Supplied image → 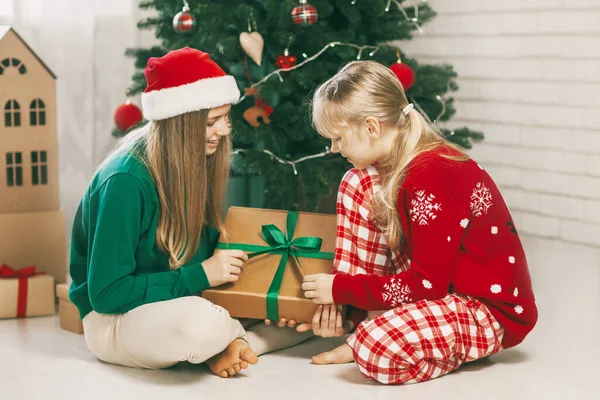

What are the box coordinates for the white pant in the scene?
[82,296,313,369]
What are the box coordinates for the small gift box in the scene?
[0,264,55,319]
[202,207,336,322]
[56,283,84,334]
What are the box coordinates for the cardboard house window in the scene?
[0,57,27,75]
[5,152,23,187]
[4,100,21,127]
[31,151,48,185]
[30,99,46,126]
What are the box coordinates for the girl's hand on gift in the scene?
[203,250,248,287]
[302,273,335,304]
[296,304,350,337]
[264,318,297,328]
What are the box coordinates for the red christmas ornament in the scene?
[276,48,297,69]
[389,62,415,91]
[173,4,196,34]
[291,0,318,26]
[114,100,143,132]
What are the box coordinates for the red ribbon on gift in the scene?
[0,264,40,318]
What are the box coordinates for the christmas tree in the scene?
[116,0,483,212]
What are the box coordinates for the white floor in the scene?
[1,236,599,400]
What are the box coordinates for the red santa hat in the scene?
[141,47,240,121]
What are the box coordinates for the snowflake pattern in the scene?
[410,190,442,226]
[513,287,519,297]
[460,218,470,228]
[422,279,433,289]
[490,284,502,294]
[382,277,412,307]
[470,182,493,217]
[514,305,524,314]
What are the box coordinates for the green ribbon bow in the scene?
[216,211,334,321]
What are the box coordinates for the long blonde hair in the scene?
[312,60,467,250]
[99,110,230,268]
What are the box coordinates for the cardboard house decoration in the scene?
[0,26,67,284]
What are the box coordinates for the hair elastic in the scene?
[402,103,414,115]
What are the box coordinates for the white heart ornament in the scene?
[239,32,264,66]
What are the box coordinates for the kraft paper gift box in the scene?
[0,264,55,319]
[56,283,84,334]
[202,207,336,323]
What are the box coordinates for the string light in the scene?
[235,95,451,173]
[353,0,425,33]
[409,96,446,137]
[235,40,452,164]
[434,81,454,123]
[237,41,379,102]
[434,95,446,123]
[387,0,424,33]
[234,41,377,168]
[232,148,332,175]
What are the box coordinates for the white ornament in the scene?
[460,218,469,228]
[490,284,502,294]
[447,236,451,242]
[422,279,433,289]
[514,305,523,314]
[382,277,412,307]
[513,287,519,297]
[509,256,515,264]
[491,226,498,234]
[240,31,264,66]
[470,182,493,217]
[410,190,442,226]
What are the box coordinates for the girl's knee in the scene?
[350,332,398,384]
[350,322,384,374]
[351,320,429,385]
[175,298,237,345]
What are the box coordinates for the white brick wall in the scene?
[400,0,600,247]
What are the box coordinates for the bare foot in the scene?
[311,343,354,365]
[206,339,258,378]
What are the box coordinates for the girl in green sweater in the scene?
[68,47,311,377]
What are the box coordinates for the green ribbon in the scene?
[216,211,334,321]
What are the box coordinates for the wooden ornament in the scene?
[243,87,272,128]
[239,32,264,66]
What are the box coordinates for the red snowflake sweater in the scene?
[332,146,538,349]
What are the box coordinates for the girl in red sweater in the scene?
[298,61,537,384]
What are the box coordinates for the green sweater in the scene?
[68,148,218,319]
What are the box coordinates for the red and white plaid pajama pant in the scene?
[335,167,505,385]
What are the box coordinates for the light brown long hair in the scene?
[99,110,230,268]
[312,60,467,250]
